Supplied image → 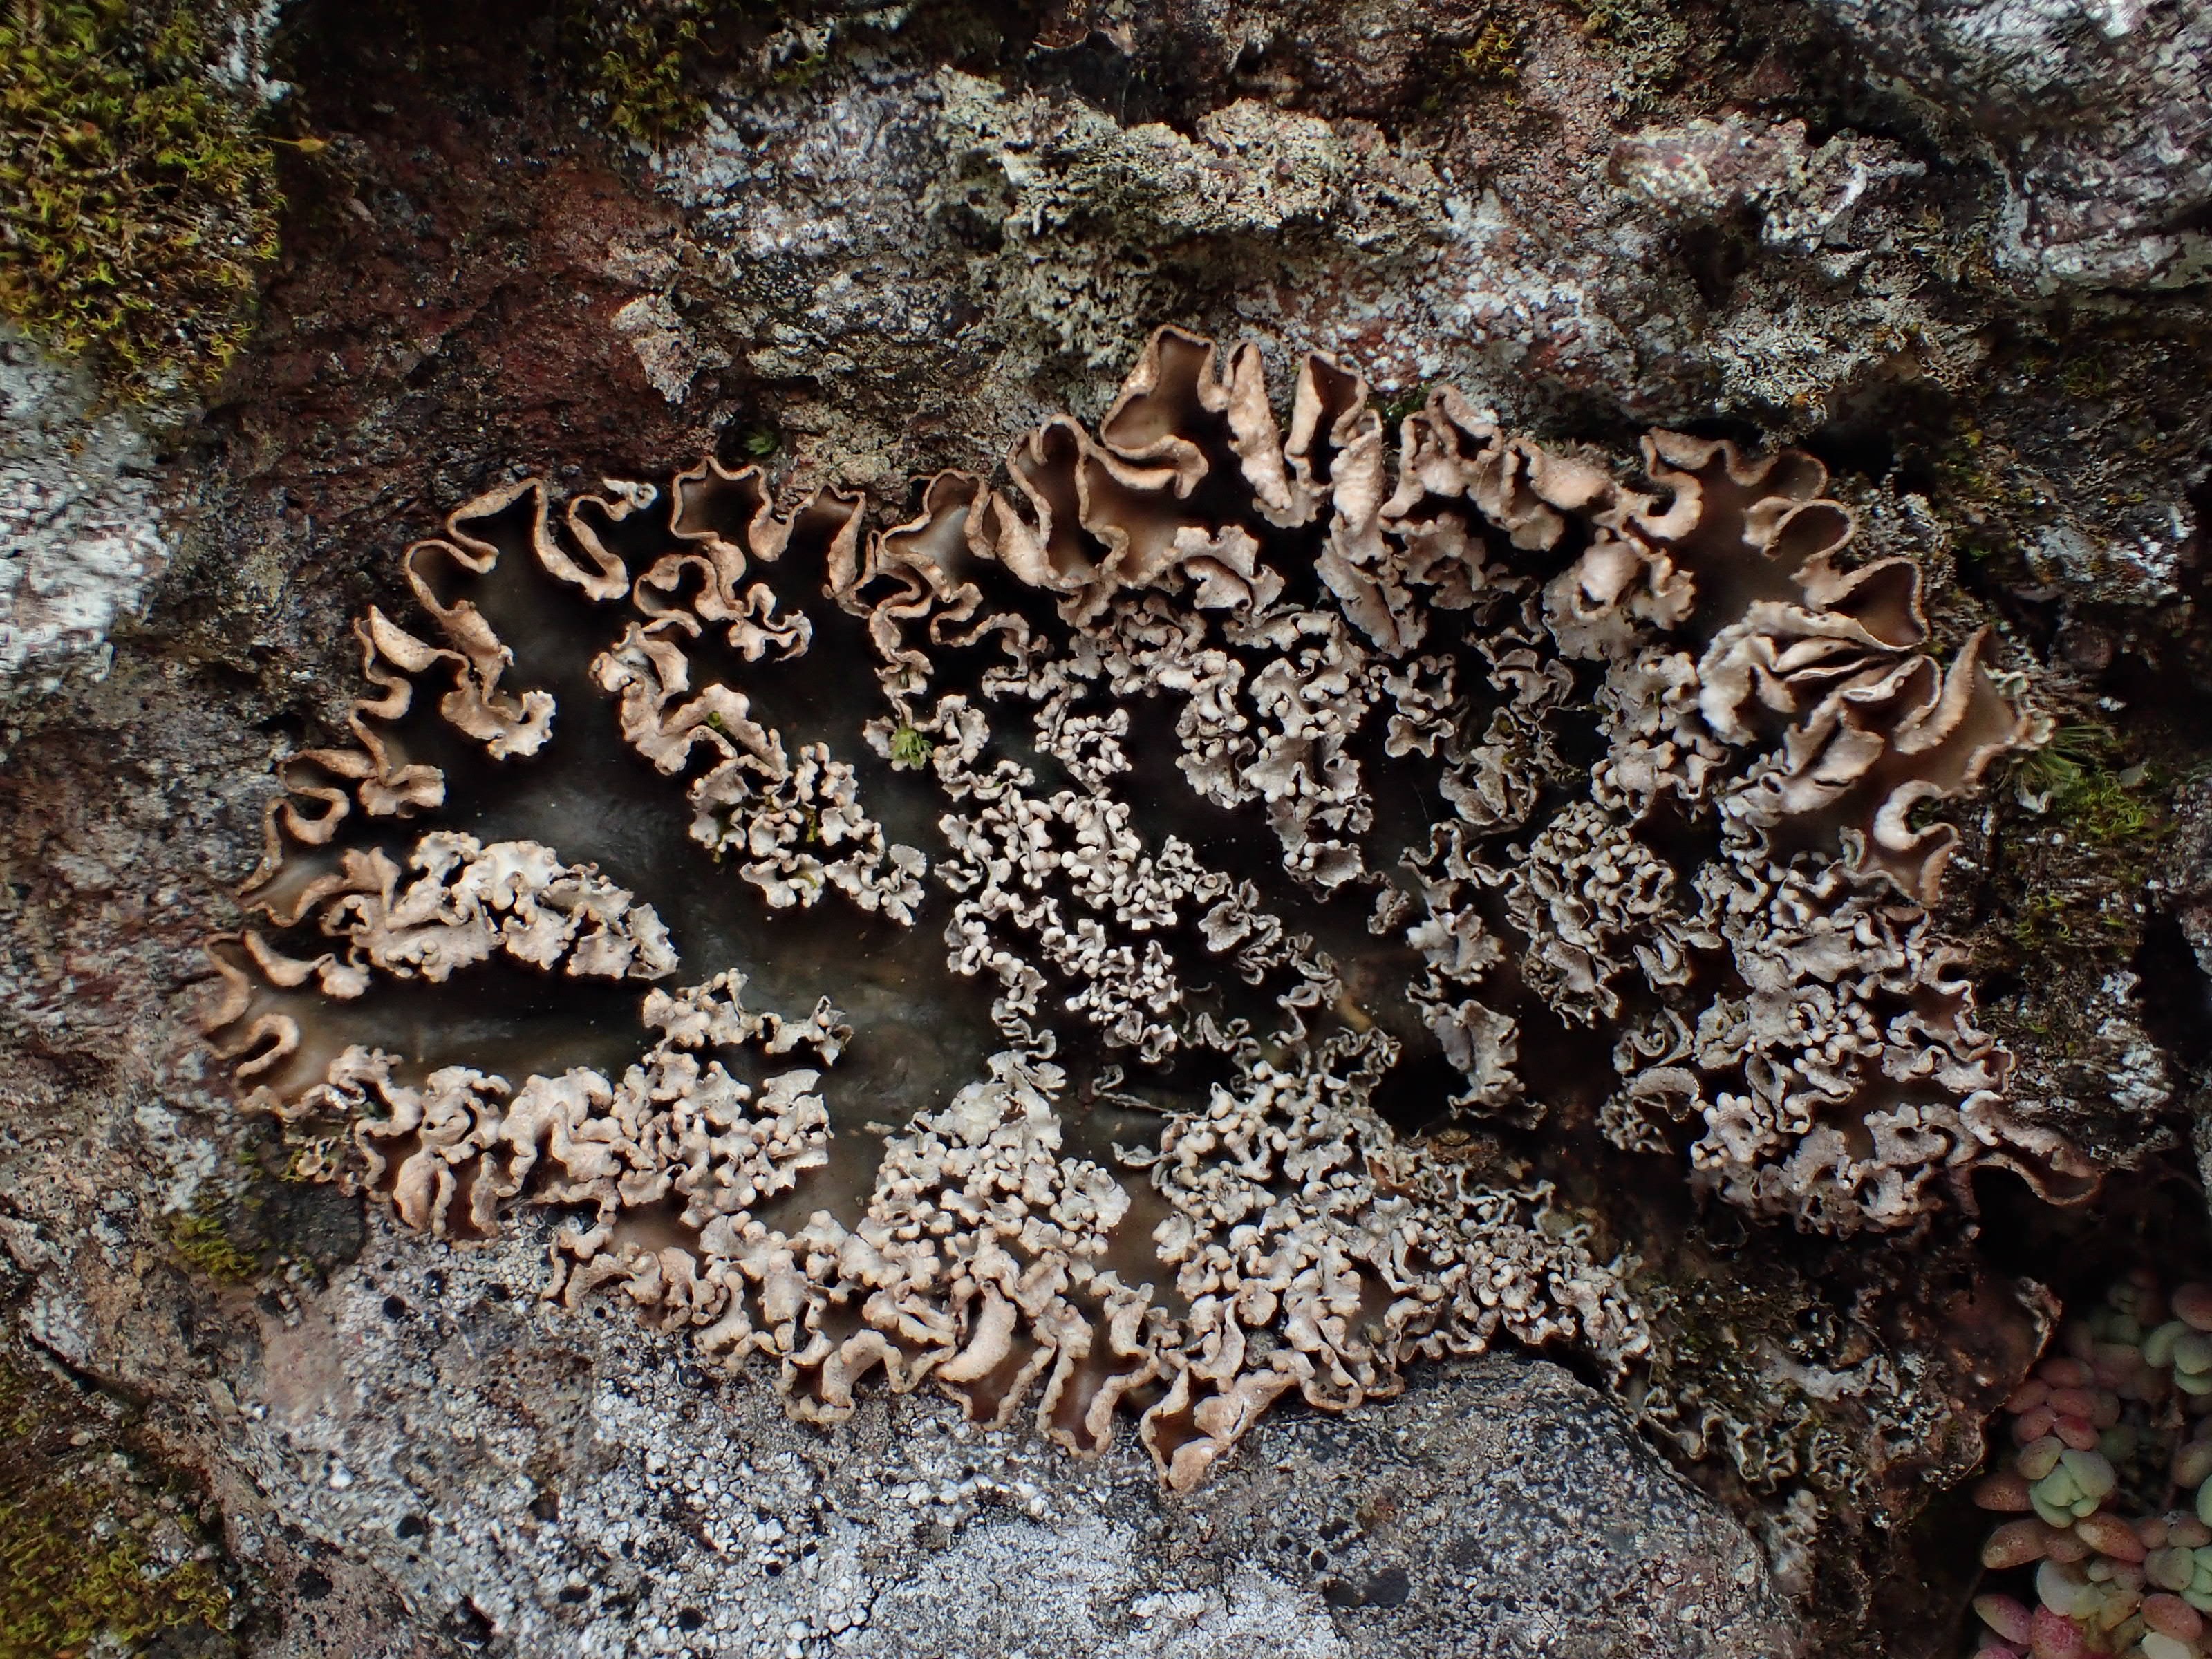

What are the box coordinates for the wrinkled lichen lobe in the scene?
[207,328,2078,1486]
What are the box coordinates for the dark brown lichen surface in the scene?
[204,330,2082,1486]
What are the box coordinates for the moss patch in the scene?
[0,1356,237,1658]
[561,0,833,146]
[167,1188,261,1283]
[2010,724,2167,851]
[171,1129,366,1286]
[1369,383,1433,429]
[1455,19,1524,83]
[1969,718,2180,1100]
[1994,723,2174,959]
[0,0,285,398]
[563,0,714,145]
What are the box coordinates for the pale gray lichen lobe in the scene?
[205,330,2088,1486]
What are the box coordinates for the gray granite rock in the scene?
[198,1214,1793,1659]
[1808,0,2212,289]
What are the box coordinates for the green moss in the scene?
[2009,724,2168,850]
[1416,16,1522,115]
[888,723,932,768]
[1369,384,1432,429]
[2054,765,2163,848]
[1979,722,2173,979]
[0,0,284,399]
[565,0,711,145]
[768,40,830,90]
[2009,889,2074,952]
[2059,355,2118,399]
[1456,19,1523,82]
[0,1360,236,1658]
[167,1188,259,1282]
[563,0,827,145]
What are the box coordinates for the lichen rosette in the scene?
[205,328,2085,1485]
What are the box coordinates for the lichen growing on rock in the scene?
[205,328,2076,1485]
[0,328,171,691]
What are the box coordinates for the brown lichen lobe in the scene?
[206,328,2084,1487]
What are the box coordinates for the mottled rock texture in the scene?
[0,329,169,693]
[198,1213,1794,1658]
[1808,0,2212,290]
[1,0,2209,1654]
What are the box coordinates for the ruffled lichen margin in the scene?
[204,328,2091,1488]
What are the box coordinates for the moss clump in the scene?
[1456,19,1523,82]
[888,723,932,768]
[0,1360,236,1658]
[562,1,830,146]
[767,39,828,90]
[1983,723,2173,974]
[564,0,711,145]
[0,0,284,398]
[1416,16,1522,116]
[2010,724,2168,850]
[1369,383,1433,429]
[2009,888,2076,952]
[2050,762,2164,849]
[167,1188,260,1282]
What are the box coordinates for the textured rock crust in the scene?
[209,1213,1798,1658]
[1808,0,2212,290]
[0,329,169,694]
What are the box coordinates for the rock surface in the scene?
[1808,0,2212,290]
[205,1215,1794,1659]
[0,330,170,695]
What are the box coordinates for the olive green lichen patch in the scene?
[1989,724,2175,962]
[0,1356,238,1659]
[0,0,284,399]
[1573,0,1694,107]
[169,1133,366,1287]
[1960,711,2180,1176]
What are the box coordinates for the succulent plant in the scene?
[1970,1277,2212,1659]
